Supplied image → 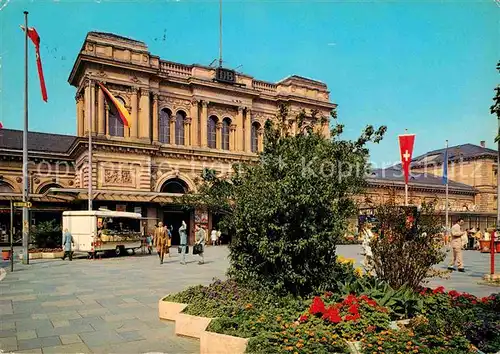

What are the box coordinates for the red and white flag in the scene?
[20,26,48,102]
[0,121,3,129]
[398,134,416,184]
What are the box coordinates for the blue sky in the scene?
[0,0,498,166]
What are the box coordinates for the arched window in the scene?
[39,183,62,194]
[0,182,14,193]
[222,118,231,150]
[208,116,217,148]
[160,178,188,194]
[175,111,185,145]
[251,122,260,153]
[108,97,126,137]
[159,108,171,144]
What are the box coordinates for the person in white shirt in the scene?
[211,229,217,246]
[448,218,466,272]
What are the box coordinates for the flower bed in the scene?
[163,279,500,353]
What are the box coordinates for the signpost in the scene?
[14,201,32,208]
[10,201,14,272]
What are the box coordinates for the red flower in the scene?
[343,294,358,306]
[366,325,376,333]
[348,304,359,315]
[471,300,477,305]
[309,296,326,315]
[433,286,445,294]
[360,294,369,301]
[322,306,342,323]
[345,313,361,321]
[366,299,377,307]
[448,290,460,298]
[299,314,309,323]
[481,297,490,304]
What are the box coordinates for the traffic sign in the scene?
[13,202,32,208]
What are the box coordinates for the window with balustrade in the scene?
[208,116,217,148]
[251,122,260,153]
[175,111,186,145]
[159,108,171,144]
[108,97,125,137]
[222,118,231,150]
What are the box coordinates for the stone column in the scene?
[216,122,222,150]
[258,127,264,152]
[139,89,150,140]
[244,109,251,152]
[152,93,159,142]
[170,116,176,144]
[236,107,244,151]
[97,86,105,136]
[291,119,297,136]
[230,124,237,151]
[84,82,91,135]
[76,95,84,137]
[184,117,191,146]
[131,88,139,139]
[90,82,96,135]
[190,100,199,147]
[200,101,208,147]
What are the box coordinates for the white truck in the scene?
[62,210,143,257]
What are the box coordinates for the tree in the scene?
[369,200,446,291]
[181,105,386,296]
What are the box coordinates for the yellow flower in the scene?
[296,343,304,348]
[245,303,253,310]
[354,267,363,277]
[276,315,282,322]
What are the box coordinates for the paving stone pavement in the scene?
[1,245,499,353]
[0,246,230,354]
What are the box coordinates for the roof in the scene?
[0,129,76,154]
[87,31,147,48]
[367,167,476,193]
[412,143,497,167]
[62,210,142,218]
[278,75,327,88]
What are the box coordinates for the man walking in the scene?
[195,225,206,265]
[179,221,188,265]
[62,228,74,261]
[448,218,466,272]
[154,222,168,264]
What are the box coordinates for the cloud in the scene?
[327,43,336,46]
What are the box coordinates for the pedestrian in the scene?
[211,229,217,246]
[62,228,74,261]
[154,222,168,264]
[179,221,188,265]
[195,225,205,265]
[448,218,466,272]
[216,229,222,245]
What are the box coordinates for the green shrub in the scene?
[30,220,61,248]
[369,201,446,291]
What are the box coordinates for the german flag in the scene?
[97,82,130,127]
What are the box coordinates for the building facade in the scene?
[0,32,497,245]
[0,31,335,245]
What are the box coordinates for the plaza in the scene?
[0,245,498,353]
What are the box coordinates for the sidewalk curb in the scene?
[0,267,6,282]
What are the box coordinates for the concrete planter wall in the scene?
[175,313,212,338]
[158,298,187,321]
[18,252,42,260]
[200,331,249,354]
[42,251,64,259]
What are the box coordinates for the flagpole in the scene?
[88,77,93,211]
[404,128,408,206]
[445,140,449,232]
[22,11,29,265]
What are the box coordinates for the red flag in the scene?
[398,134,416,184]
[21,26,48,102]
[0,121,3,129]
